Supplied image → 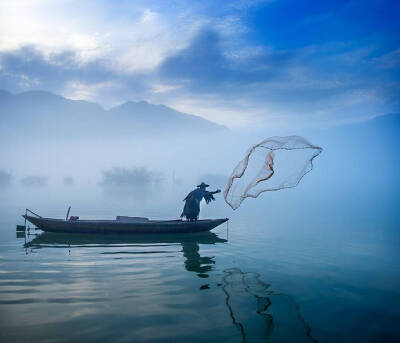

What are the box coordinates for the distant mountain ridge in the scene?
[0,89,226,136]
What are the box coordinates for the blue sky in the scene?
[0,0,398,129]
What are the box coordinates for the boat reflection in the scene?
[24,231,227,278]
[25,231,227,246]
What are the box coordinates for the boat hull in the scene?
[23,215,228,234]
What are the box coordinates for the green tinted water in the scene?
[0,213,399,342]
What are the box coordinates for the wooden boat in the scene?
[23,214,228,234]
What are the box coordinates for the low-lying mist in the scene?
[0,91,399,233]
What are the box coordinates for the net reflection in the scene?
[222,268,318,343]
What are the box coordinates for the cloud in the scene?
[158,29,295,91]
[63,80,121,102]
[21,175,48,187]
[0,46,150,106]
[0,1,200,72]
[0,1,109,63]
[0,46,112,89]
[156,28,399,128]
[151,83,182,94]
[373,48,400,70]
[228,0,273,10]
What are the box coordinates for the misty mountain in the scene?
[0,90,225,137]
[109,101,224,131]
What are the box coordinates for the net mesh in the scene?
[224,136,322,210]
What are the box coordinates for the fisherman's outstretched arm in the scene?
[208,189,221,195]
[203,189,221,204]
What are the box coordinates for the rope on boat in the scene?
[26,208,42,218]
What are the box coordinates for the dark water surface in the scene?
[0,212,399,343]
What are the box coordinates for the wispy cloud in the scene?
[63,80,121,102]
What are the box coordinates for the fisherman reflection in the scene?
[181,241,215,278]
[180,232,226,278]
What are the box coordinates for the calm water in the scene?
[0,210,399,343]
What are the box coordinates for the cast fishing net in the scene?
[224,136,322,210]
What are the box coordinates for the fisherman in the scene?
[181,182,221,221]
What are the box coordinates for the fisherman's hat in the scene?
[197,182,210,188]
